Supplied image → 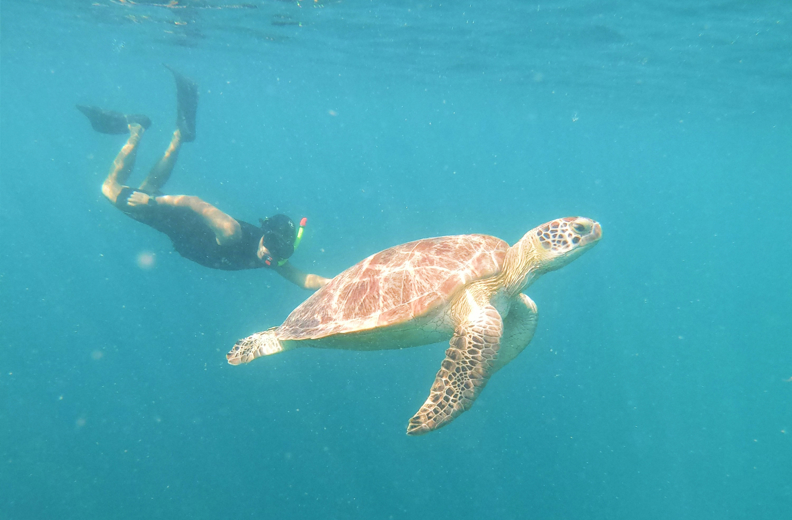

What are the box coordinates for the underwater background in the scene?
[1,0,791,518]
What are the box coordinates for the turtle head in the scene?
[531,217,602,272]
[503,217,602,294]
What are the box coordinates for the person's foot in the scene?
[128,122,145,138]
[164,64,198,142]
[77,105,151,134]
[126,113,152,129]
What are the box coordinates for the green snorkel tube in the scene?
[277,217,306,266]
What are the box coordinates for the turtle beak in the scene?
[577,220,602,249]
[592,221,602,240]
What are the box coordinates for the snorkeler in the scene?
[77,65,329,290]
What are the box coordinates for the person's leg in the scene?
[138,129,183,193]
[138,66,198,193]
[101,124,145,204]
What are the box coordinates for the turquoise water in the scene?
[1,0,791,518]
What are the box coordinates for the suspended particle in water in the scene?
[136,251,156,269]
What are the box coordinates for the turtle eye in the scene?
[572,222,588,234]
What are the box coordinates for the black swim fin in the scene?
[76,105,152,134]
[164,64,198,142]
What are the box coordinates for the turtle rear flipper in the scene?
[407,304,503,435]
[227,328,286,365]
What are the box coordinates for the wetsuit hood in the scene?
[259,214,296,261]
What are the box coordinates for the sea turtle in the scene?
[228,216,602,435]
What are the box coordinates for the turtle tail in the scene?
[227,328,285,365]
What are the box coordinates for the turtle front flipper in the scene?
[227,328,287,365]
[407,304,503,436]
[492,294,539,372]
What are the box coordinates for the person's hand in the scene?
[127,191,154,207]
[307,274,331,290]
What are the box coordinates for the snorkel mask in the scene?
[258,215,306,267]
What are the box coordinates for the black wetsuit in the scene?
[116,187,264,271]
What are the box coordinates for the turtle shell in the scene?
[277,234,508,340]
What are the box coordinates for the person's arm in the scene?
[275,262,331,290]
[128,192,241,245]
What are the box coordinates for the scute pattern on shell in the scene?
[277,235,509,340]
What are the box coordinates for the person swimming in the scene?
[78,65,329,290]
